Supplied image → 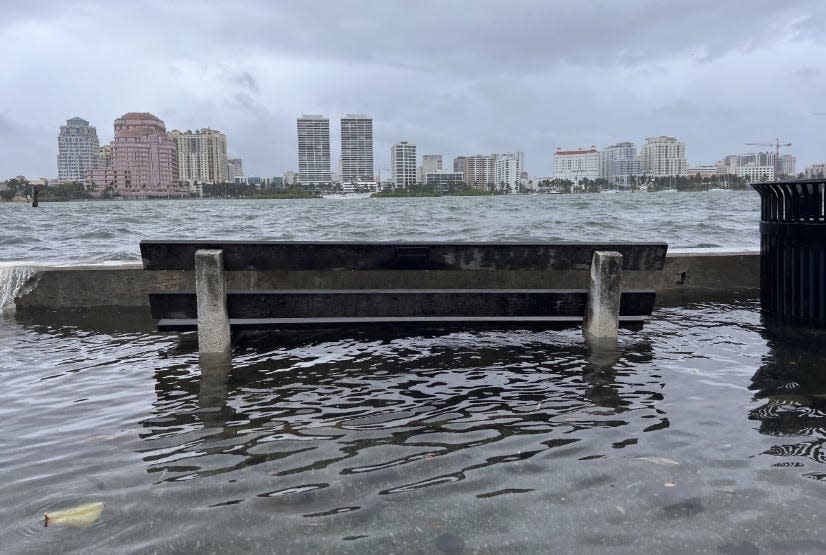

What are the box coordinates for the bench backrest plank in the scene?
[141,241,668,272]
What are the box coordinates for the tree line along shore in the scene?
[0,173,774,202]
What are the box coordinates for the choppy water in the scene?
[3,192,825,553]
[0,191,760,265]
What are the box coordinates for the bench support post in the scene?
[583,251,622,342]
[195,249,231,355]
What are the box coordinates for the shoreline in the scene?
[0,186,756,204]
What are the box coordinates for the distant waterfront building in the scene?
[422,154,443,175]
[419,155,443,186]
[685,164,720,177]
[453,156,467,174]
[169,128,228,184]
[283,171,298,186]
[735,152,774,169]
[494,152,525,191]
[639,136,687,177]
[463,155,496,189]
[297,115,331,184]
[721,151,795,178]
[391,141,417,188]
[554,147,599,184]
[247,176,270,187]
[340,114,373,183]
[98,144,112,169]
[424,170,464,189]
[735,163,774,182]
[57,117,100,182]
[599,142,640,187]
[88,112,184,198]
[686,165,720,178]
[227,158,243,182]
[778,154,796,176]
[804,163,826,178]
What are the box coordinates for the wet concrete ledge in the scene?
[7,250,759,329]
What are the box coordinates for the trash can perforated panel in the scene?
[753,180,826,327]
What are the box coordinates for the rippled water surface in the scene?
[2,301,826,553]
[0,191,759,264]
[2,192,825,553]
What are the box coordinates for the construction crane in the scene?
[744,138,792,159]
[744,138,792,176]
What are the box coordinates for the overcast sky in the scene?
[2,0,825,179]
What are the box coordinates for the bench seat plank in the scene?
[149,289,656,320]
[157,315,648,332]
[141,241,668,272]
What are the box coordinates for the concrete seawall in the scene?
[3,250,760,329]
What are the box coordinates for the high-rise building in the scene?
[720,151,795,178]
[227,158,243,182]
[297,115,331,184]
[340,114,373,183]
[88,112,184,198]
[419,155,442,186]
[422,154,442,175]
[454,156,467,174]
[553,147,599,184]
[494,152,525,191]
[639,136,687,177]
[464,155,496,189]
[391,141,416,187]
[169,128,228,184]
[98,144,112,169]
[779,154,797,176]
[600,142,640,187]
[57,117,100,182]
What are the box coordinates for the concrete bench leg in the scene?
[195,249,231,355]
[583,251,623,342]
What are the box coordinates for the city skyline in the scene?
[37,111,815,184]
[46,111,809,188]
[2,1,826,179]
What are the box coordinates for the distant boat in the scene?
[708,188,726,192]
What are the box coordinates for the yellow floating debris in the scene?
[44,502,104,527]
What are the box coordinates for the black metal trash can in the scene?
[753,180,826,327]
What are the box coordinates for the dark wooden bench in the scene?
[140,241,668,353]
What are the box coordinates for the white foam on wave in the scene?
[0,262,42,312]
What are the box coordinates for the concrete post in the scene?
[195,249,231,354]
[583,251,623,342]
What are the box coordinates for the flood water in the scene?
[1,192,825,553]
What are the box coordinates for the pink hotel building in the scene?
[88,113,187,198]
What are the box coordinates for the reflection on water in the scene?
[142,332,659,491]
[750,329,826,479]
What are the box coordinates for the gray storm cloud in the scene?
[1,0,825,178]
